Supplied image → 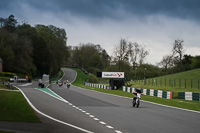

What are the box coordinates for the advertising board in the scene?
[102,72,124,78]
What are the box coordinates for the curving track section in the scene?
[2,68,200,133]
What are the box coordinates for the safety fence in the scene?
[85,82,112,90]
[85,82,173,99]
[178,92,200,101]
[122,86,173,99]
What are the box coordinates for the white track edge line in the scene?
[14,85,94,133]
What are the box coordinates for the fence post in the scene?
[185,79,186,88]
[174,79,176,87]
[191,79,192,89]
[156,79,157,86]
[161,79,162,86]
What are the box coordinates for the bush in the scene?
[0,77,10,81]
[88,74,99,83]
[0,72,16,77]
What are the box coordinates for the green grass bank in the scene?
[130,68,200,93]
[0,86,40,122]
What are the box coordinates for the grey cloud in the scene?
[24,0,200,21]
[1,0,200,22]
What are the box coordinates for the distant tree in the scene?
[158,54,174,70]
[138,45,149,65]
[114,38,129,62]
[113,38,129,71]
[182,54,193,70]
[100,49,110,67]
[4,15,18,32]
[113,38,149,71]
[89,54,104,70]
[192,56,200,69]
[172,40,184,67]
[0,17,5,27]
[129,42,140,69]
[70,43,110,74]
[136,64,162,79]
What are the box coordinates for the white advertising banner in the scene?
[102,72,124,78]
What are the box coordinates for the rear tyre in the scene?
[136,98,140,108]
[132,98,136,107]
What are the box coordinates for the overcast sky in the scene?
[1,0,200,65]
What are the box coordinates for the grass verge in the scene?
[71,68,200,112]
[0,88,40,122]
[0,84,8,89]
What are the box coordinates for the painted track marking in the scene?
[15,86,94,133]
[37,86,123,133]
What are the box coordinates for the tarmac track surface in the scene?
[1,68,200,133]
[50,68,200,133]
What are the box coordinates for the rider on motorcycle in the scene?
[133,88,144,100]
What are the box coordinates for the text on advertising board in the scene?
[102,72,124,78]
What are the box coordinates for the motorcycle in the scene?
[58,81,63,87]
[132,92,143,108]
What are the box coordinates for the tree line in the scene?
[0,15,69,78]
[0,15,199,80]
[66,38,200,81]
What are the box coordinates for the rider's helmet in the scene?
[135,88,142,93]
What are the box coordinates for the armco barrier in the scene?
[178,92,200,101]
[122,86,173,99]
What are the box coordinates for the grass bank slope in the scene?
[130,68,200,93]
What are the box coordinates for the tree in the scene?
[89,54,103,70]
[4,15,18,32]
[69,43,110,74]
[138,45,149,65]
[113,38,129,71]
[182,54,193,71]
[192,56,200,69]
[35,24,68,75]
[0,36,14,72]
[158,54,174,70]
[172,40,184,67]
[129,42,140,69]
[114,38,129,62]
[100,49,111,68]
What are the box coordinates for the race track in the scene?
[6,68,200,133]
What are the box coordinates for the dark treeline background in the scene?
[0,15,68,78]
[0,15,200,80]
